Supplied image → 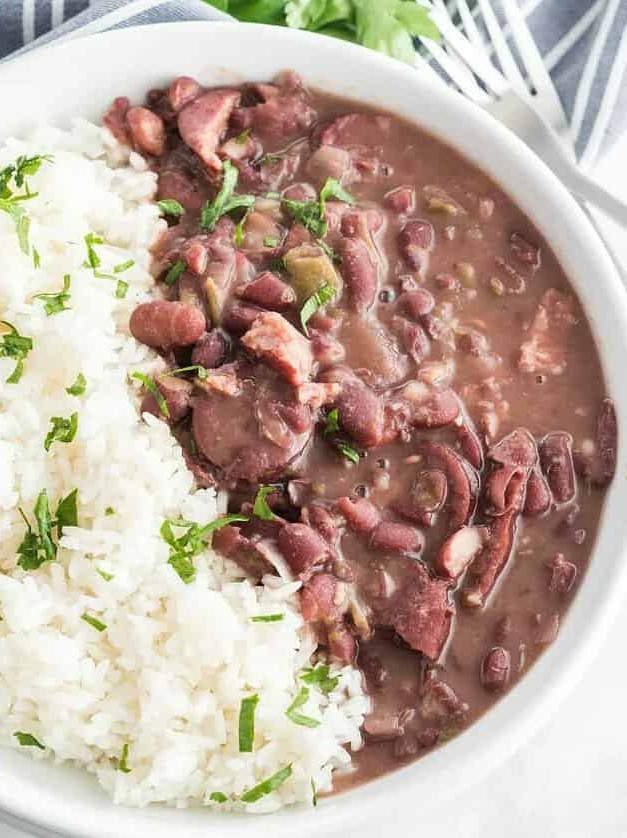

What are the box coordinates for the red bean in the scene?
[336,496,381,533]
[371,521,424,555]
[339,237,378,312]
[191,330,228,369]
[278,523,330,578]
[129,301,206,350]
[126,106,166,157]
[239,271,296,311]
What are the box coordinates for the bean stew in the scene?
[106,71,617,788]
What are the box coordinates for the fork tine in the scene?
[499,0,569,129]
[475,0,528,95]
[421,35,493,105]
[455,0,488,52]
[430,4,507,96]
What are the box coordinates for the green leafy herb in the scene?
[115,279,129,299]
[160,514,249,583]
[281,197,327,238]
[56,488,78,536]
[324,407,340,435]
[319,176,354,211]
[240,764,292,803]
[66,373,87,396]
[16,490,57,570]
[162,365,208,380]
[97,568,115,582]
[263,236,279,248]
[311,778,318,806]
[113,259,134,273]
[285,686,321,728]
[300,663,339,694]
[0,155,52,254]
[318,239,339,262]
[32,247,41,268]
[14,731,45,750]
[105,507,115,516]
[336,440,360,464]
[200,160,255,232]
[84,233,103,269]
[253,485,278,521]
[238,693,259,753]
[81,613,107,633]
[300,283,336,334]
[157,198,185,218]
[235,129,251,144]
[44,412,78,452]
[209,791,228,803]
[118,743,132,774]
[0,320,33,383]
[234,208,251,246]
[131,372,169,418]
[164,259,186,287]
[250,613,285,623]
[33,273,71,316]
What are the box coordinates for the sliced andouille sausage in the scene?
[241,311,314,386]
[178,89,241,174]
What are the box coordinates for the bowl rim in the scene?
[1,19,627,838]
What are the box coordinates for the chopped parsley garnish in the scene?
[33,273,71,316]
[319,177,354,212]
[16,488,79,571]
[209,791,228,803]
[32,247,41,269]
[200,160,255,232]
[281,196,327,238]
[324,407,340,435]
[250,613,285,623]
[0,154,52,254]
[336,441,360,464]
[235,129,251,144]
[157,199,185,218]
[44,412,78,451]
[66,373,87,396]
[318,239,340,262]
[81,613,107,633]
[84,233,103,269]
[56,488,78,536]
[162,365,208,380]
[238,693,259,753]
[285,686,320,728]
[97,569,114,582]
[240,764,292,803]
[115,279,129,299]
[118,743,132,774]
[300,664,339,694]
[113,259,134,273]
[300,283,336,335]
[104,507,115,517]
[14,732,45,750]
[163,259,186,287]
[160,514,249,584]
[263,236,279,248]
[0,320,33,383]
[311,778,318,807]
[253,485,278,521]
[131,372,169,418]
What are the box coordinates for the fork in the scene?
[421,0,627,239]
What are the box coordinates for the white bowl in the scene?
[1,21,626,838]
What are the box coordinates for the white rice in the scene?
[0,121,368,812]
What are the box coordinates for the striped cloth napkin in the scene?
[1,0,626,167]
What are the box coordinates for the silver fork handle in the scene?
[552,156,627,229]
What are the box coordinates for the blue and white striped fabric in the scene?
[1,0,626,166]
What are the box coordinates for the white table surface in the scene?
[5,139,627,838]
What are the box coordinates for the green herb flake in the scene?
[263,236,279,248]
[301,664,339,694]
[97,569,115,582]
[56,488,78,537]
[33,273,71,316]
[104,507,115,517]
[238,693,259,753]
[84,232,103,269]
[281,197,327,238]
[336,441,360,464]
[250,613,285,623]
[160,514,249,584]
[118,743,132,774]
[14,731,45,750]
[81,613,107,633]
[235,129,251,145]
[16,489,58,571]
[209,791,228,803]
[319,177,354,211]
[240,764,292,804]
[131,372,169,418]
[157,199,185,218]
[66,373,87,396]
[324,407,340,435]
[164,259,186,287]
[32,247,41,269]
[0,155,52,254]
[113,259,134,273]
[200,160,255,232]
[234,209,250,246]
[311,778,318,807]
[44,412,78,452]
[0,320,33,384]
[253,485,278,521]
[300,283,336,335]
[285,686,321,728]
[115,279,129,299]
[162,364,208,380]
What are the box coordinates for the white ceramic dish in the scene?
[1,21,626,838]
